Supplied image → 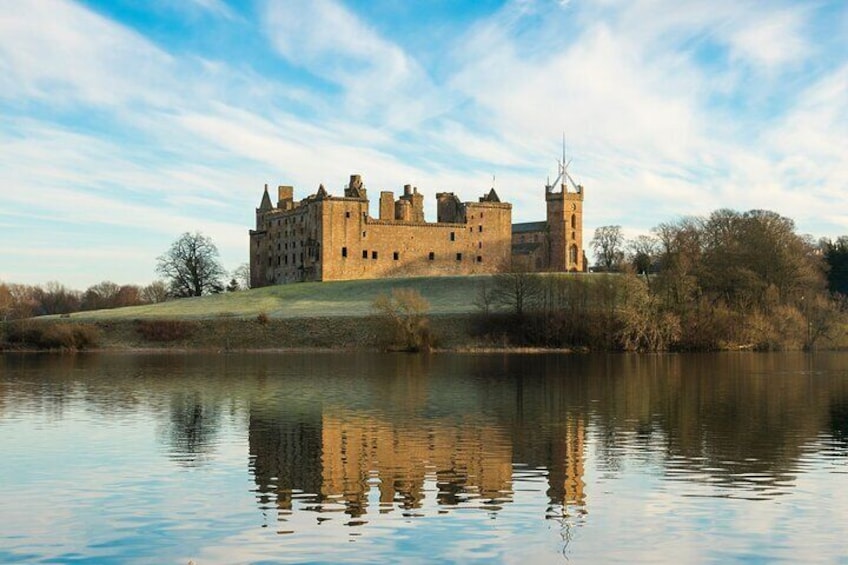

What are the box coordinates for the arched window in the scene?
[570,214,576,229]
[569,244,578,265]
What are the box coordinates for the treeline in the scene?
[476,209,848,351]
[0,280,171,320]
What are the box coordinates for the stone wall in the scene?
[250,172,586,285]
[251,177,513,285]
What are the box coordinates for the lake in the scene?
[1,352,847,564]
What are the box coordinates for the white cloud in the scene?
[725,8,811,70]
[443,0,844,241]
[0,0,175,108]
[262,0,447,127]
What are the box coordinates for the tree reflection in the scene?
[829,398,848,448]
[161,391,221,467]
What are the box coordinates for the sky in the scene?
[1,0,847,288]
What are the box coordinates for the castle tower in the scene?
[545,164,585,272]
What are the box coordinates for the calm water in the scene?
[1,352,847,564]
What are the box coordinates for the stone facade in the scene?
[512,180,586,273]
[250,172,585,287]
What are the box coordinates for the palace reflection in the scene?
[248,355,588,522]
[249,406,587,520]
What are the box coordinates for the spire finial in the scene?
[562,131,566,172]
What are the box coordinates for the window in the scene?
[345,211,351,218]
[450,232,455,241]
[478,242,482,249]
[478,225,483,232]
[476,256,482,263]
[393,252,399,260]
[277,257,280,266]
[569,244,578,265]
[342,247,348,258]
[428,252,435,260]
[285,255,288,265]
[372,251,378,259]
[571,214,576,229]
[362,250,368,259]
[363,231,367,238]
[456,253,462,261]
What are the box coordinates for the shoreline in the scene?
[3,313,841,354]
[0,344,582,355]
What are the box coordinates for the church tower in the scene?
[545,158,585,272]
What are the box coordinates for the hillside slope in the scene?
[68,275,493,320]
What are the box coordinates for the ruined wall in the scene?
[321,199,512,281]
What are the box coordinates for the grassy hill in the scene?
[68,275,493,321]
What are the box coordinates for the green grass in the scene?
[66,275,494,321]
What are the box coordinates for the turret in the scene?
[399,184,424,222]
[277,185,294,210]
[256,184,273,229]
[379,191,394,220]
[344,174,367,200]
[436,192,464,223]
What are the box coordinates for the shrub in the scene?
[372,288,432,352]
[256,312,270,325]
[135,319,195,342]
[2,321,99,350]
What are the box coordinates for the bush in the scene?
[135,319,195,342]
[2,321,99,350]
[372,288,433,352]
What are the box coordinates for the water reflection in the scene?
[2,351,848,561]
[246,355,588,526]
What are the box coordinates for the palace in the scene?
[249,169,585,287]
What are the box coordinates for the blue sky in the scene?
[1,0,847,288]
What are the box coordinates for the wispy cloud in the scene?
[0,0,845,287]
[262,0,447,127]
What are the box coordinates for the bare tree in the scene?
[491,270,543,316]
[232,263,251,291]
[156,232,226,298]
[82,281,121,311]
[0,283,14,322]
[37,281,81,315]
[591,225,625,272]
[627,235,659,279]
[141,280,169,304]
